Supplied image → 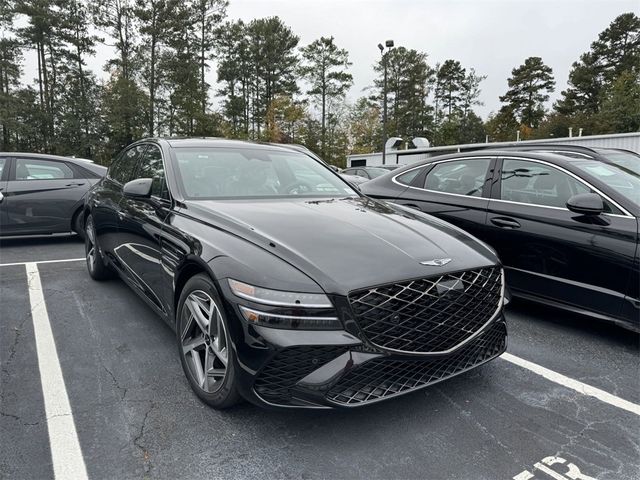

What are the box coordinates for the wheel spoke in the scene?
[207,367,226,380]
[182,334,205,354]
[211,318,228,366]
[188,350,206,387]
[185,295,209,334]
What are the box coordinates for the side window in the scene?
[395,167,424,186]
[423,159,491,197]
[0,158,6,178]
[109,145,145,185]
[15,158,74,180]
[500,159,590,208]
[137,145,169,200]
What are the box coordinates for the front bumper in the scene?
[231,310,507,409]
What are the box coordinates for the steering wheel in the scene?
[281,180,314,195]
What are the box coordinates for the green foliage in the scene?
[485,106,519,142]
[595,70,640,133]
[299,36,352,157]
[216,17,299,139]
[372,47,434,143]
[499,56,555,128]
[347,97,381,154]
[555,12,639,134]
[433,60,485,145]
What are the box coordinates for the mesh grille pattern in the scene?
[326,321,506,405]
[349,267,502,353]
[254,346,347,404]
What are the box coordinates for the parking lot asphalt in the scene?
[1,236,639,480]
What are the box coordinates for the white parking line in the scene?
[501,352,640,416]
[0,257,85,267]
[26,262,88,480]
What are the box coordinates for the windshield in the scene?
[366,167,390,178]
[593,149,640,176]
[573,160,640,206]
[172,147,356,199]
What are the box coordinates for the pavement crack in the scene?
[0,410,20,421]
[134,401,156,474]
[103,366,128,400]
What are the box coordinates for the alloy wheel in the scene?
[85,217,96,272]
[181,290,229,393]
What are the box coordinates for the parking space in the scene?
[1,238,639,479]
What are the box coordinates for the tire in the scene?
[85,214,114,281]
[176,273,241,409]
[72,209,85,240]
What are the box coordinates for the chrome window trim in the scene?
[497,156,633,217]
[391,156,495,199]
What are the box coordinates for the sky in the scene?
[18,0,640,119]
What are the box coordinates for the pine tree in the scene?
[372,47,434,143]
[500,56,555,128]
[299,36,353,157]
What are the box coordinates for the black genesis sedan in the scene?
[84,138,507,409]
[0,153,106,237]
[361,150,640,331]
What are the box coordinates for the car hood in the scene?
[185,196,498,295]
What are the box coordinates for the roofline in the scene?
[0,152,94,162]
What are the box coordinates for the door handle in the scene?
[490,217,521,229]
[65,182,85,187]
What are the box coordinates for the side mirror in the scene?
[123,178,153,198]
[566,193,604,215]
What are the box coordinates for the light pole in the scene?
[378,39,394,165]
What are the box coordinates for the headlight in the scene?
[228,279,332,307]
[228,279,341,330]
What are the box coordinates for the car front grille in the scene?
[254,346,348,404]
[348,266,502,353]
[326,320,506,406]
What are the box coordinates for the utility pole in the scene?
[378,40,394,165]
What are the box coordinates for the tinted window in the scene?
[395,168,424,186]
[500,159,590,208]
[365,167,390,179]
[137,145,169,200]
[173,147,355,199]
[572,160,640,207]
[424,159,491,197]
[109,145,145,184]
[15,158,74,180]
[593,149,640,176]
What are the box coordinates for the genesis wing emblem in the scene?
[420,258,452,267]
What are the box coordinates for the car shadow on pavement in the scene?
[506,298,639,349]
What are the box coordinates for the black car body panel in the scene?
[85,138,507,409]
[0,152,106,236]
[361,150,640,331]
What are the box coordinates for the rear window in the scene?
[394,168,424,186]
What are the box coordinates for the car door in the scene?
[0,156,9,231]
[394,156,496,243]
[485,156,635,320]
[3,156,87,235]
[93,145,145,257]
[115,143,173,316]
